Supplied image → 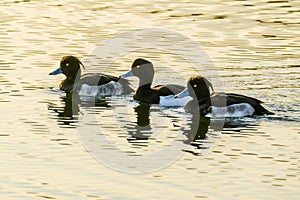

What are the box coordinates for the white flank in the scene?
[159,95,193,107]
[78,81,124,96]
[205,103,255,118]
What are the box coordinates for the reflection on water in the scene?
[125,102,214,154]
[184,115,210,142]
[43,92,300,196]
[46,92,223,163]
[48,94,79,126]
[45,92,300,173]
[1,0,300,199]
[53,95,215,155]
[48,94,112,127]
[127,103,152,141]
[181,115,210,156]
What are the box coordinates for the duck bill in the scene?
[119,70,133,79]
[49,67,63,75]
[174,87,189,98]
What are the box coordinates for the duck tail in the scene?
[263,109,275,115]
[254,104,274,115]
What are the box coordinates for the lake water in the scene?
[0,0,299,199]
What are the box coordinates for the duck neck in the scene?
[138,83,152,89]
[66,69,81,83]
[138,76,153,88]
[198,96,211,105]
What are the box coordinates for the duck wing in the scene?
[209,92,261,106]
[226,93,263,104]
[80,73,119,85]
[211,93,273,115]
[153,84,185,96]
[78,73,134,94]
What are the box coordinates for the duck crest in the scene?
[60,56,84,80]
[187,75,213,103]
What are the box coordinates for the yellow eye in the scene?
[66,63,69,67]
[136,65,140,69]
[193,84,197,88]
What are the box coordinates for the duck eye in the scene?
[136,65,140,69]
[193,84,197,88]
[65,63,69,67]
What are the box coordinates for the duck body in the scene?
[49,56,133,96]
[176,75,274,117]
[120,58,186,104]
[133,84,186,104]
[184,92,273,117]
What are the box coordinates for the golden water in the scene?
[0,0,299,199]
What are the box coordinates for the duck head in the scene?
[49,56,85,81]
[175,75,213,102]
[120,58,154,86]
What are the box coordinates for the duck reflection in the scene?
[48,93,110,126]
[126,102,212,152]
[47,93,79,126]
[183,114,210,147]
[177,114,214,156]
[127,103,152,141]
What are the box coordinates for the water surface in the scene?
[0,0,299,199]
